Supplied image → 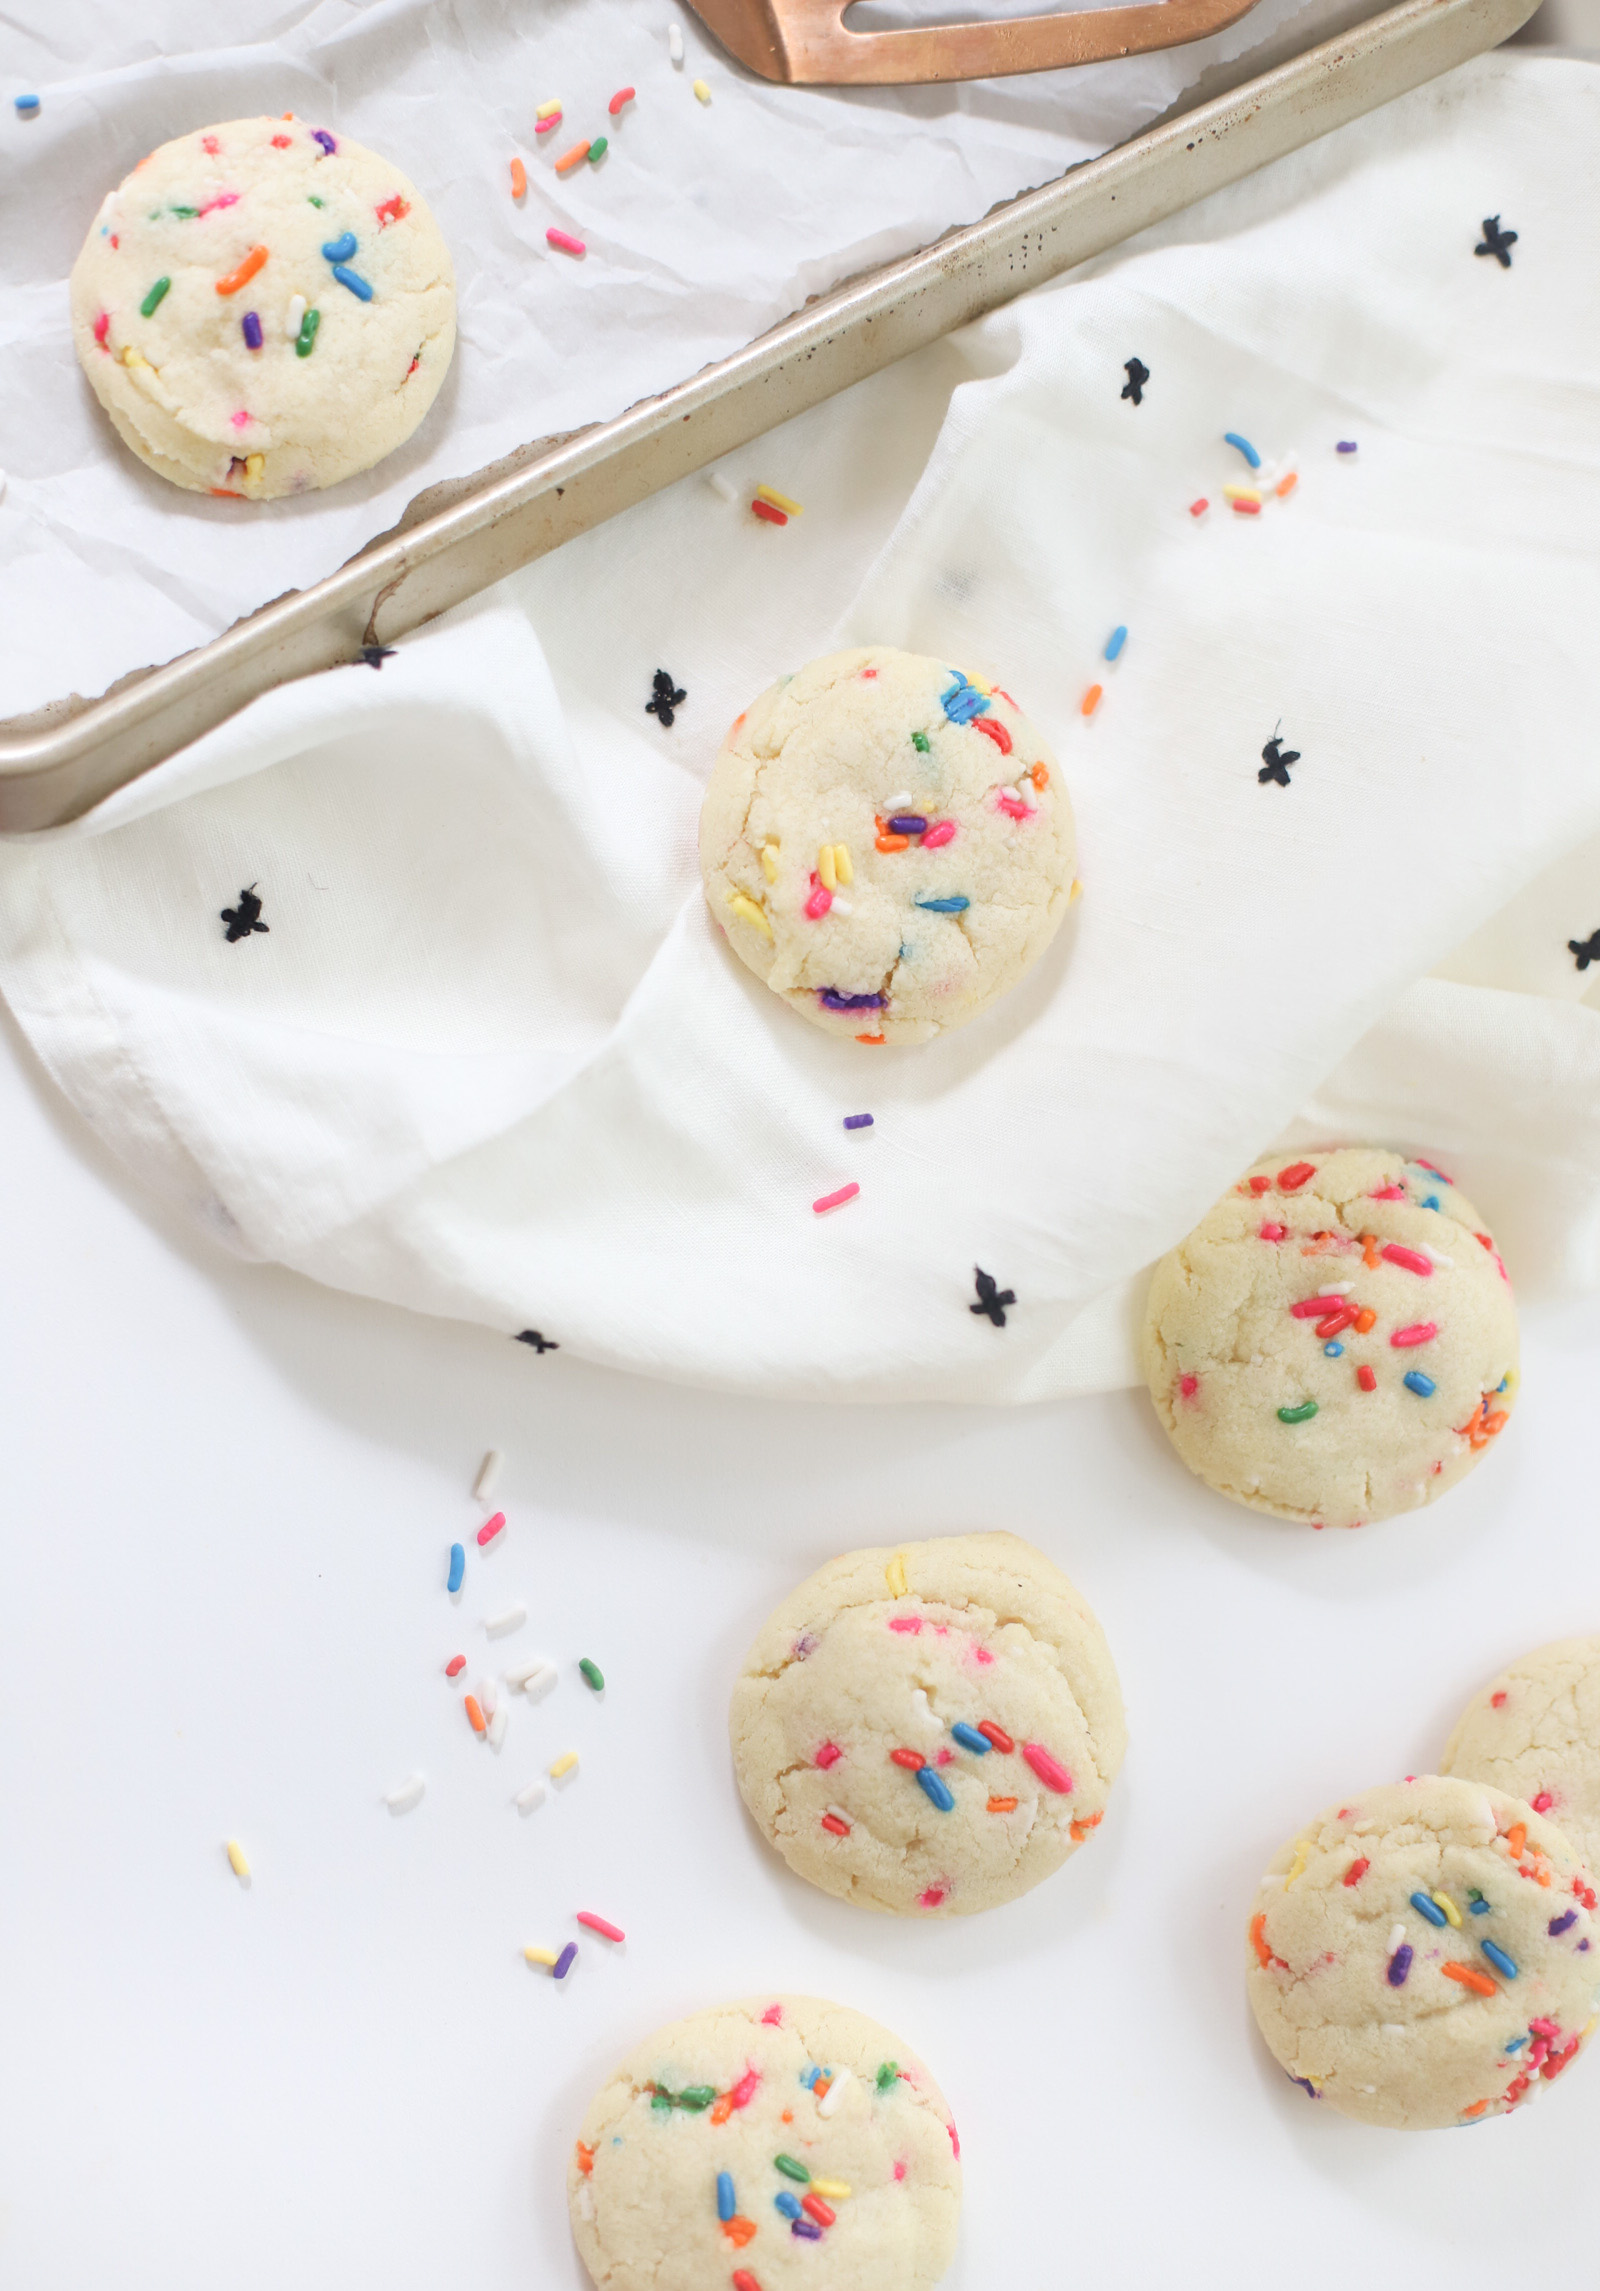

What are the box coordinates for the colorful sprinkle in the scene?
[1336,440,1358,454]
[215,245,268,296]
[756,485,804,517]
[813,1183,859,1214]
[728,893,772,938]
[976,1721,1014,1753]
[1290,1296,1346,1318]
[241,310,263,349]
[477,1512,506,1547]
[610,86,636,114]
[226,1839,250,1879]
[15,94,40,116]
[1277,1401,1318,1424]
[920,819,956,847]
[1387,1943,1413,1986]
[1404,1371,1437,1398]
[547,229,586,257]
[1232,497,1261,515]
[1189,497,1209,516]
[913,1766,954,1810]
[885,1553,909,1596]
[1382,1244,1432,1276]
[535,112,563,134]
[802,2192,836,2225]
[1081,684,1103,716]
[950,1723,990,1754]
[988,1795,1018,1813]
[1431,1890,1463,1928]
[751,498,787,526]
[1344,1858,1370,1887]
[1481,1940,1519,1979]
[1022,1742,1073,1793]
[1391,1323,1438,1348]
[791,2220,822,2240]
[552,1942,577,1979]
[549,1750,579,1778]
[1411,1891,1447,1927]
[445,1654,466,1677]
[577,1658,605,1693]
[774,2153,809,2183]
[524,1945,557,1965]
[321,231,358,262]
[843,1113,873,1130]
[311,129,338,156]
[732,2276,761,2291]
[576,1912,624,1942]
[140,277,171,318]
[717,2171,736,2221]
[295,307,320,357]
[515,1781,546,1813]
[694,77,712,102]
[821,989,882,1011]
[588,136,609,163]
[915,896,969,914]
[1276,472,1299,498]
[973,714,1012,754]
[1442,1961,1498,1996]
[1224,432,1262,468]
[510,157,527,198]
[1357,1365,1377,1391]
[816,2068,852,2119]
[1324,1341,1344,1357]
[330,261,372,300]
[464,1695,487,1735]
[447,1543,465,1592]
[820,1813,850,1836]
[1550,1911,1578,1935]
[1104,625,1128,661]
[555,139,591,172]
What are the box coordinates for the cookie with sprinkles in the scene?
[1247,1776,1599,2128]
[69,119,455,497]
[1444,1636,1600,1874]
[568,1993,960,2290]
[729,1533,1124,1916]
[1141,1146,1518,1527]
[699,647,1077,1044]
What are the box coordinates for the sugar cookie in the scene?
[1444,1636,1600,1875]
[1246,1776,1598,2127]
[568,1993,960,2291]
[1142,1146,1517,1527]
[70,118,455,497]
[699,647,1076,1044]
[729,1533,1124,1916]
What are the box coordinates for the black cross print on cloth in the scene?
[1121,357,1149,406]
[220,885,269,942]
[515,1329,560,1352]
[1475,216,1517,269]
[1258,735,1300,787]
[1569,929,1600,972]
[970,1267,1016,1327]
[645,668,686,728]
[360,644,397,668]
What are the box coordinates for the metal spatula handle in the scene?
[686,0,1266,82]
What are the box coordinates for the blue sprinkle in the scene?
[887,815,928,835]
[321,231,358,262]
[447,1542,465,1593]
[1422,1193,1441,1211]
[1323,1341,1344,1357]
[915,896,969,914]
[1336,440,1358,454]
[1481,1939,1518,1980]
[950,1722,990,1755]
[331,262,373,301]
[242,310,263,350]
[939,672,989,726]
[915,1765,955,1812]
[800,2066,821,2088]
[1104,625,1128,662]
[843,1113,873,1130]
[1224,432,1261,469]
[1469,1898,1492,1915]
[15,94,41,116]
[774,2192,802,2220]
[717,2171,735,2222]
[1404,1370,1437,1398]
[1410,1891,1447,1927]
[1505,2035,1526,2052]
[1550,1910,1578,1935]
[1496,1376,1509,1393]
[1386,1943,1413,1986]
[791,2220,823,2240]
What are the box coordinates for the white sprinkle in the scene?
[286,293,306,340]
[1359,2085,1376,2094]
[830,897,854,918]
[485,1604,526,1639]
[1012,782,1036,810]
[668,21,684,61]
[473,1448,502,1501]
[516,1780,547,1814]
[1387,1923,1407,1952]
[578,2180,595,2222]
[508,1657,557,1698]
[817,2067,852,2118]
[883,792,913,812]
[383,1773,426,1815]
[910,1688,941,1736]
[1422,1245,1455,1267]
[704,467,739,503]
[1382,2023,1407,2036]
[488,1704,508,1749]
[476,1676,498,1719]
[825,1804,852,1825]
[1324,1282,1355,1295]
[1259,1873,1285,1889]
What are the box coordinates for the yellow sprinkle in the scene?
[809,2180,851,2200]
[1068,878,1084,903]
[120,346,150,369]
[536,98,563,118]
[549,1750,579,1778]
[833,843,852,887]
[885,1553,908,1597]
[760,843,779,883]
[1431,1890,1462,1928]
[244,453,264,481]
[693,77,711,102]
[818,844,837,891]
[1223,485,1262,504]
[756,485,804,518]
[524,1945,558,1966]
[728,892,773,939]
[1283,1839,1312,1889]
[226,1839,250,1879]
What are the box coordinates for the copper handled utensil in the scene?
[683,0,1267,82]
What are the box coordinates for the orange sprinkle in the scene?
[464,1694,487,1734]
[1276,471,1299,498]
[1462,2098,1489,2118]
[722,2218,757,2248]
[575,2142,595,2177]
[1081,683,1103,717]
[1506,1822,1526,1857]
[555,139,591,172]
[215,244,269,296]
[210,487,245,499]
[1031,763,1049,789]
[781,2108,792,2124]
[1360,1233,1381,1269]
[987,1795,1018,1813]
[1249,1912,1275,1969]
[710,2096,733,2125]
[510,156,527,198]
[811,2075,833,2100]
[1442,1961,1498,1997]
[856,1032,885,1044]
[875,833,908,852]
[1482,1410,1508,1436]
[1354,1309,1376,1335]
[1070,1809,1103,1842]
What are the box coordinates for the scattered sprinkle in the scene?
[950,1723,990,1754]
[813,1182,859,1214]
[242,310,263,349]
[1023,1742,1073,1793]
[516,1780,547,1813]
[1232,497,1261,516]
[1431,1889,1462,1927]
[215,245,269,297]
[816,2068,852,2118]
[1403,1371,1437,1398]
[473,1450,502,1502]
[1336,440,1358,454]
[1277,1401,1318,1424]
[445,1654,466,1676]
[310,129,338,157]
[1081,683,1103,717]
[140,276,171,318]
[1410,1890,1447,1927]
[1474,215,1517,269]
[729,894,772,937]
[552,1942,578,1979]
[535,112,563,135]
[576,1912,624,1942]
[751,498,787,526]
[1386,1942,1413,1985]
[447,1543,466,1593]
[756,484,804,517]
[579,1657,605,1692]
[555,139,591,172]
[1391,1322,1438,1349]
[508,1657,556,1695]
[547,228,586,257]
[1442,1961,1498,1996]
[1481,1939,1518,1979]
[1121,356,1149,405]
[1224,432,1261,468]
[477,1512,506,1548]
[1104,625,1128,662]
[1357,1365,1377,1391]
[465,1694,487,1735]
[525,1944,557,1965]
[295,307,320,358]
[1189,498,1209,517]
[694,77,711,102]
[536,97,563,118]
[383,1773,425,1814]
[510,156,527,199]
[588,136,608,163]
[320,230,358,262]
[549,1749,579,1778]
[286,293,307,340]
[610,87,636,115]
[15,94,40,116]
[486,1604,526,1638]
[226,1839,250,1880]
[775,2154,810,2183]
[843,1113,873,1130]
[669,22,685,62]
[1276,472,1298,498]
[331,261,372,300]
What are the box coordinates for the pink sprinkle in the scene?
[445,1655,465,1677]
[477,1511,506,1547]
[935,1748,953,1765]
[973,1646,993,1665]
[576,1912,625,1943]
[93,310,110,347]
[1179,1373,1199,1399]
[888,1616,922,1634]
[201,135,220,154]
[535,112,563,133]
[804,874,833,920]
[1532,1791,1554,1813]
[1382,1244,1432,1276]
[948,2121,960,2159]
[1390,1322,1438,1349]
[1259,1221,1287,1242]
[996,794,1030,820]
[196,191,239,217]
[546,227,585,257]
[230,410,251,429]
[921,820,956,848]
[1530,2018,1561,2038]
[919,1886,945,1908]
[1370,1184,1406,1199]
[1189,497,1209,516]
[813,1183,859,1215]
[1022,1742,1073,1794]
[608,87,635,116]
[815,1742,843,1769]
[760,2006,783,2027]
[731,2068,762,2105]
[1290,1296,1347,1318]
[893,2160,907,2182]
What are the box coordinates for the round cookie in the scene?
[568,1993,960,2291]
[729,1532,1125,1917]
[699,647,1077,1045]
[1444,1637,1600,1875]
[1247,1776,1599,2128]
[1141,1146,1518,1528]
[70,118,455,498]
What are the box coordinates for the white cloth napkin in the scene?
[2,51,1598,1403]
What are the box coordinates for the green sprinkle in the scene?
[579,1657,605,1692]
[140,276,171,318]
[1277,1400,1318,1424]
[875,2062,899,2093]
[911,731,931,753]
[678,2086,715,2110]
[308,194,325,207]
[774,2154,810,2183]
[651,2087,674,2111]
[169,204,198,218]
[588,135,608,161]
[295,307,320,358]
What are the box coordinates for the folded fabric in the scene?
[1,52,1596,1403]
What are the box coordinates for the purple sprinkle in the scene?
[1386,1944,1413,1987]
[311,128,338,156]
[1549,1911,1578,1936]
[887,815,928,835]
[552,1942,577,1980]
[843,1113,874,1130]
[791,2221,823,2240]
[242,310,263,350]
[1289,2075,1320,2100]
[1336,440,1358,454]
[819,990,883,1011]
[1580,1939,1591,1952]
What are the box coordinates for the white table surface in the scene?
[2,991,1597,2291]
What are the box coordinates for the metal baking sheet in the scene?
[0,0,1536,834]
